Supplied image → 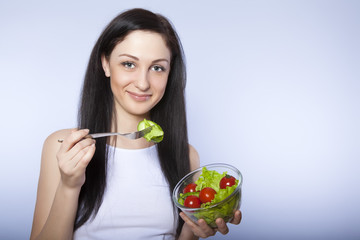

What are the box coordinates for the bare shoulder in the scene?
[40,128,75,169]
[44,128,74,145]
[42,129,74,152]
[188,144,200,171]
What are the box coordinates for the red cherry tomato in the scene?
[184,195,201,208]
[183,183,197,193]
[220,175,236,189]
[199,187,216,203]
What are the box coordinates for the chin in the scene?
[127,108,152,117]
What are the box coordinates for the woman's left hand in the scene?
[179,210,242,238]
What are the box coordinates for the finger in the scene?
[64,139,95,169]
[60,129,90,152]
[75,142,96,170]
[197,219,216,237]
[229,210,242,225]
[63,142,95,179]
[179,212,198,229]
[180,212,215,238]
[215,218,229,235]
[66,137,95,161]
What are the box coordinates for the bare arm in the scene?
[30,129,96,240]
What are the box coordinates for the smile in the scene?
[127,91,151,102]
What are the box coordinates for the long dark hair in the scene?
[76,8,190,237]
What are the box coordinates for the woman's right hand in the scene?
[56,129,96,190]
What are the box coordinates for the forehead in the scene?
[111,30,171,61]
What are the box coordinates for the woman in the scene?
[30,8,241,240]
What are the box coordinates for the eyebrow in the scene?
[118,54,169,64]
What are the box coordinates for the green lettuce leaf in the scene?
[195,167,226,193]
[137,119,164,143]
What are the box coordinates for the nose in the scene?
[134,68,150,91]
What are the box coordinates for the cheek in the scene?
[110,77,122,94]
[110,70,132,91]
[152,76,168,96]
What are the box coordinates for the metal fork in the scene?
[57,126,153,143]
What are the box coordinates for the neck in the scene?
[109,105,152,149]
[111,107,150,132]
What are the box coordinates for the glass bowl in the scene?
[172,163,242,228]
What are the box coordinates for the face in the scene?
[101,30,171,118]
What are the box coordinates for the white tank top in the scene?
[73,145,177,240]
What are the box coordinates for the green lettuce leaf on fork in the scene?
[137,119,164,143]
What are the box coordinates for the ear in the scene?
[101,54,111,77]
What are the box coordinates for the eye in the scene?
[121,61,135,69]
[151,65,166,72]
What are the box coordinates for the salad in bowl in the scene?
[172,163,242,228]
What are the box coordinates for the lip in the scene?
[127,91,151,102]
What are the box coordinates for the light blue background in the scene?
[1,0,359,239]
